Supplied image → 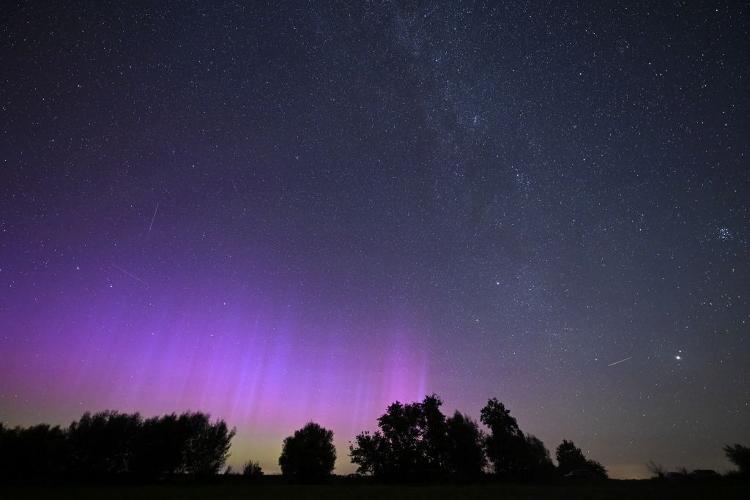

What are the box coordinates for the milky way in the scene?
[1,1,748,478]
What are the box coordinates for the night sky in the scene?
[1,1,749,478]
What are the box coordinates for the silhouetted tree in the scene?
[279,422,336,481]
[0,410,234,480]
[555,440,607,479]
[366,399,425,479]
[519,434,556,480]
[0,424,68,480]
[67,411,142,478]
[129,412,233,477]
[177,412,235,476]
[421,394,449,474]
[242,460,263,478]
[724,444,750,476]
[480,398,522,477]
[480,398,554,480]
[349,431,380,475]
[132,413,182,477]
[646,460,666,479]
[350,394,457,481]
[351,395,492,481]
[350,403,417,479]
[445,411,485,480]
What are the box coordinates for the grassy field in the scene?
[1,481,748,500]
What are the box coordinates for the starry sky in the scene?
[1,1,749,479]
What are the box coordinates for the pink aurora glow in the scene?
[0,282,429,473]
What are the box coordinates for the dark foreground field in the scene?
[2,481,748,500]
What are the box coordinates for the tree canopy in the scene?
[555,440,607,479]
[350,394,485,481]
[724,444,750,476]
[480,398,555,480]
[0,411,234,480]
[279,422,336,481]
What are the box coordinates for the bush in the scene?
[242,460,263,478]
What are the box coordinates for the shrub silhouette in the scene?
[646,460,666,479]
[242,460,263,478]
[279,422,336,481]
[480,398,554,480]
[724,444,750,476]
[555,440,607,479]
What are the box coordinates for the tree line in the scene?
[347,395,605,482]
[0,411,233,480]
[1,394,748,483]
